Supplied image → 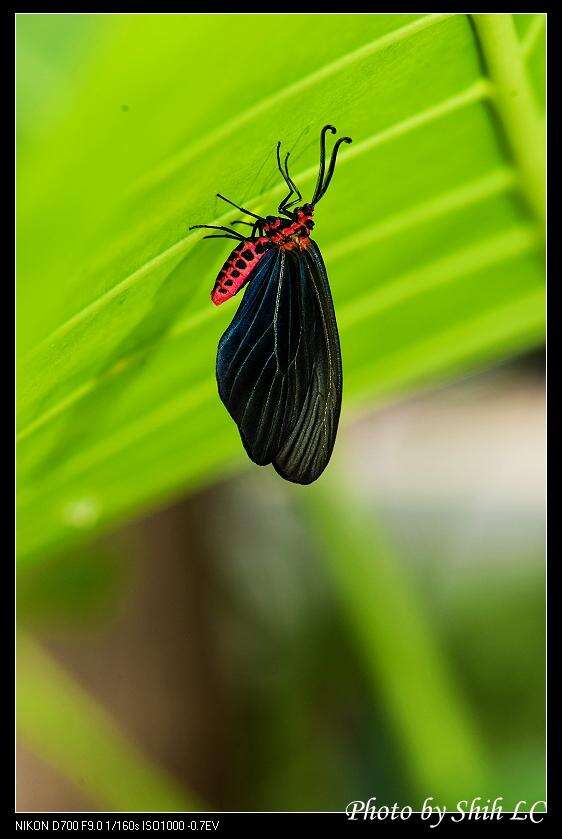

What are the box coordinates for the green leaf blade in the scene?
[18,14,545,562]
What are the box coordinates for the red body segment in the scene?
[211,237,270,305]
[262,207,315,250]
[211,207,316,306]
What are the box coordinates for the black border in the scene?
[12,5,557,829]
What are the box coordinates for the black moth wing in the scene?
[273,240,343,483]
[216,239,342,484]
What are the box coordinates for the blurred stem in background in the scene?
[472,14,545,227]
[17,632,199,811]
[297,478,490,807]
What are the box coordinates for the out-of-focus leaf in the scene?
[17,14,545,562]
[17,546,127,626]
[297,480,490,807]
[17,633,200,811]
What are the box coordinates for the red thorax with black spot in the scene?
[211,205,315,306]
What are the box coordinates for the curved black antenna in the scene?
[216,193,264,220]
[311,125,337,205]
[312,135,352,205]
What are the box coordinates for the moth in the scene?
[191,125,352,484]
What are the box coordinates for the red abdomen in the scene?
[211,238,269,305]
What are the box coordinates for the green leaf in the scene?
[17,13,545,563]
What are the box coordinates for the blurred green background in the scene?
[16,13,545,811]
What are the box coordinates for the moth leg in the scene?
[189,224,245,240]
[278,145,302,214]
[201,234,243,241]
[216,193,263,221]
[231,219,263,238]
